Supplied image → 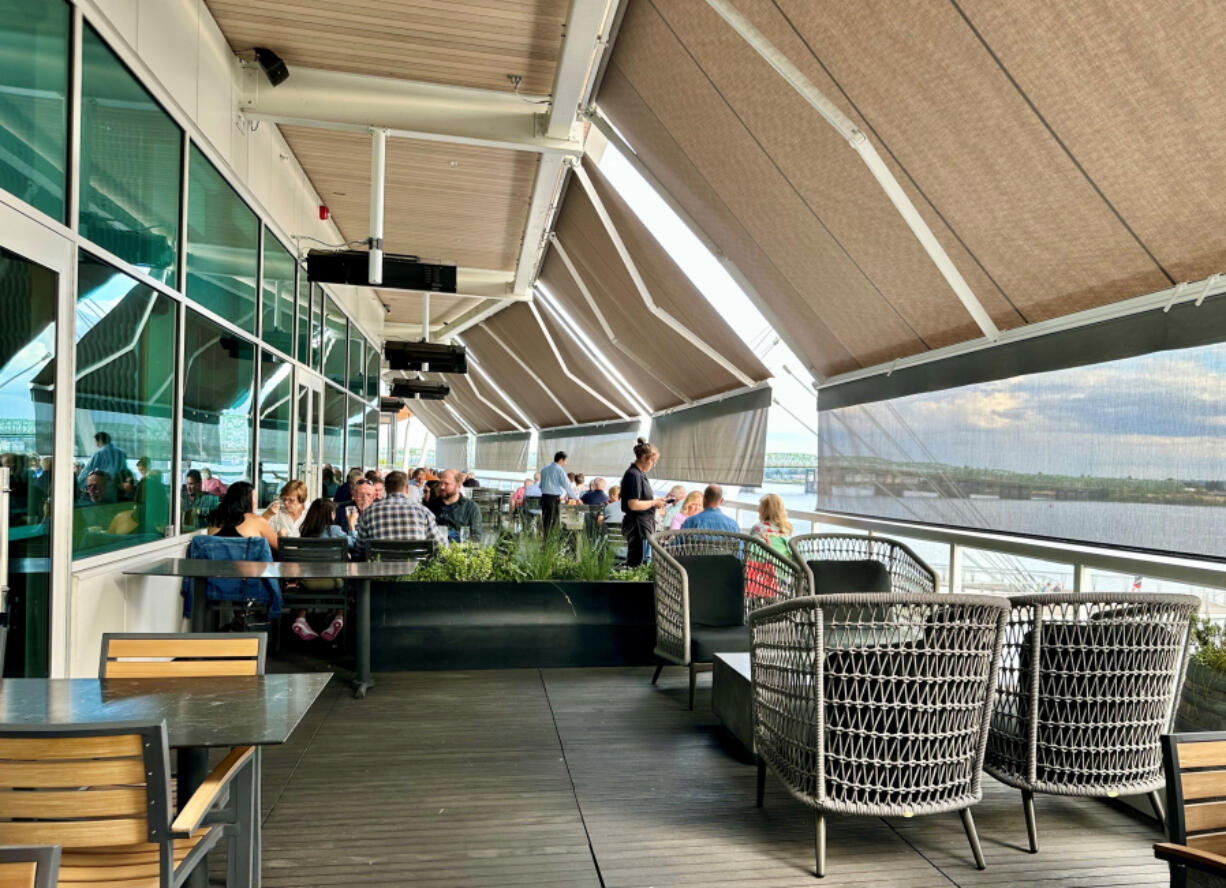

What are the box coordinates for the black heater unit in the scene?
[306,249,457,292]
[390,379,449,400]
[380,397,406,412]
[384,341,467,374]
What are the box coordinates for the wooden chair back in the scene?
[0,722,170,849]
[0,847,60,888]
[100,632,266,679]
[1163,731,1226,852]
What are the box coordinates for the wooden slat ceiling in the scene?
[205,0,569,94]
[597,0,1222,378]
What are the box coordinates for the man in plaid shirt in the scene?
[353,470,448,558]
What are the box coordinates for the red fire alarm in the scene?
[318,205,330,221]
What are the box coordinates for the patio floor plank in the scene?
[243,665,1169,888]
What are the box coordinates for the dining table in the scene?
[0,672,333,888]
[123,558,421,698]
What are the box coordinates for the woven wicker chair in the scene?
[649,529,803,709]
[985,592,1199,853]
[789,533,937,596]
[751,592,1010,877]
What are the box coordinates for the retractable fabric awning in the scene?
[407,399,465,439]
[474,431,531,474]
[435,434,469,471]
[650,386,771,487]
[536,159,768,408]
[594,0,1222,378]
[460,325,574,430]
[475,301,638,425]
[536,419,641,478]
[422,371,517,434]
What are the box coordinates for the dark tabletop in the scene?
[0,674,333,748]
[123,558,420,579]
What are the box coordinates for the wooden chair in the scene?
[0,847,60,888]
[0,722,257,888]
[1155,731,1226,887]
[100,633,266,679]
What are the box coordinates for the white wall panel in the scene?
[195,3,233,163]
[136,0,198,119]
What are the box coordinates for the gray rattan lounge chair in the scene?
[985,592,1199,853]
[649,529,802,709]
[751,592,1010,877]
[789,532,938,595]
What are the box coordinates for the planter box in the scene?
[1177,659,1226,732]
[370,580,655,670]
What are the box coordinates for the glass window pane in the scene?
[79,24,179,285]
[72,253,175,558]
[186,144,257,331]
[295,266,309,365]
[365,405,378,469]
[310,284,323,372]
[180,310,254,528]
[323,296,347,387]
[257,350,291,508]
[261,229,295,355]
[348,326,364,396]
[347,396,364,470]
[0,0,68,220]
[322,386,345,476]
[0,247,57,677]
[365,339,379,400]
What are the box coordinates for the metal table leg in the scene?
[177,747,211,888]
[352,578,372,699]
[191,576,207,632]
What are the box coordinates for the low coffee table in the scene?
[712,652,753,760]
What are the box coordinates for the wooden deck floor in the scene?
[250,667,1169,888]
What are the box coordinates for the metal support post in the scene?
[368,128,387,285]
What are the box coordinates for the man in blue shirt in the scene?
[680,484,741,534]
[539,452,568,535]
[77,432,128,501]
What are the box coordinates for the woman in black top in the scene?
[619,438,665,567]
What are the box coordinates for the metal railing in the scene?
[723,500,1226,608]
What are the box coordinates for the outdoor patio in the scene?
[251,667,1167,888]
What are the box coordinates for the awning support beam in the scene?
[548,233,691,405]
[464,355,538,430]
[705,0,999,341]
[571,162,757,386]
[527,301,630,419]
[456,372,527,433]
[487,336,578,425]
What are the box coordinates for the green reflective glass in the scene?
[186,144,257,331]
[295,266,309,365]
[347,395,364,470]
[310,284,323,372]
[348,327,364,396]
[323,296,347,387]
[180,310,254,528]
[0,0,68,220]
[322,386,345,474]
[72,253,176,559]
[79,24,179,285]
[257,350,291,508]
[261,230,295,355]
[0,247,57,677]
[365,405,378,469]
[365,340,379,400]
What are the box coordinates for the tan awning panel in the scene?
[597,0,1192,376]
[477,302,636,425]
[538,159,769,404]
[407,398,464,438]
[423,372,517,435]
[450,368,526,433]
[460,325,573,429]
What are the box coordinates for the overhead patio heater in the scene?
[305,249,457,292]
[385,340,467,374]
[389,379,449,400]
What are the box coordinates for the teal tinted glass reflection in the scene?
[295,267,310,365]
[310,284,323,371]
[323,296,347,387]
[365,405,378,468]
[322,386,345,472]
[79,24,179,285]
[186,145,257,331]
[72,253,175,559]
[348,327,364,396]
[347,396,364,469]
[0,248,56,677]
[257,351,291,508]
[365,341,379,400]
[261,230,295,355]
[180,310,254,528]
[0,0,68,220]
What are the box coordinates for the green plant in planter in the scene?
[404,531,652,582]
[611,562,653,583]
[1191,616,1226,671]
